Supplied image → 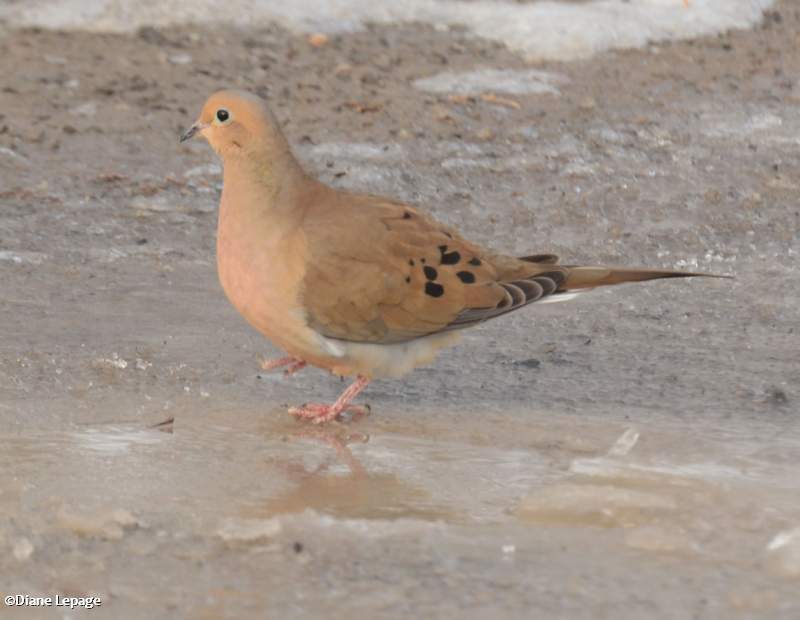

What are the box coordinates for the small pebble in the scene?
[308,33,329,48]
[12,537,34,561]
[70,101,97,117]
[334,63,352,78]
[168,53,193,65]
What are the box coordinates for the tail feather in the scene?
[441,258,729,335]
[561,266,731,290]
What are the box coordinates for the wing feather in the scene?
[301,193,562,343]
[300,191,712,344]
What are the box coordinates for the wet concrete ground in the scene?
[1,1,799,618]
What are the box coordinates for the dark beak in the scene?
[179,122,204,143]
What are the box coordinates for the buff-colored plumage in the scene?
[182,90,719,422]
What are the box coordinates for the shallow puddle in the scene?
[3,403,798,543]
[1,403,799,617]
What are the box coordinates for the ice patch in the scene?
[517,483,677,527]
[768,527,800,552]
[0,0,774,62]
[625,525,696,553]
[607,428,640,457]
[700,110,785,138]
[767,527,800,578]
[217,517,283,544]
[72,428,168,455]
[440,157,495,170]
[413,69,566,96]
[129,195,177,213]
[95,353,128,369]
[0,147,29,165]
[0,250,48,265]
[57,507,140,539]
[571,457,755,483]
[12,538,34,561]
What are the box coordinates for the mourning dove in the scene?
[181,90,719,423]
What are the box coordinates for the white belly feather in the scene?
[320,331,463,379]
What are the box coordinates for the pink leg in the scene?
[289,376,371,424]
[261,356,307,376]
[289,427,369,477]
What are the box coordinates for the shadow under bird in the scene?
[181,90,724,423]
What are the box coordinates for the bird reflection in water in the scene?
[250,425,456,522]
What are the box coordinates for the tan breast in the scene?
[215,196,320,360]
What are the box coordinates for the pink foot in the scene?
[288,376,371,424]
[289,403,371,424]
[261,356,307,377]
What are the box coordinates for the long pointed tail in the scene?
[560,266,731,290]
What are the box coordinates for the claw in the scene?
[288,376,371,424]
[261,356,307,376]
[289,403,340,424]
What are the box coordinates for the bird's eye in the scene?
[215,109,230,123]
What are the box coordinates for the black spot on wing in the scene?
[437,245,461,265]
[441,251,461,265]
[456,271,475,284]
[425,282,444,298]
[423,266,438,280]
[403,211,412,219]
[468,257,481,266]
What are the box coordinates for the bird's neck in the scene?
[219,149,313,240]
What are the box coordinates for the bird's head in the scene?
[180,90,285,160]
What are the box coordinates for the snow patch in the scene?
[0,0,774,62]
[414,68,566,95]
